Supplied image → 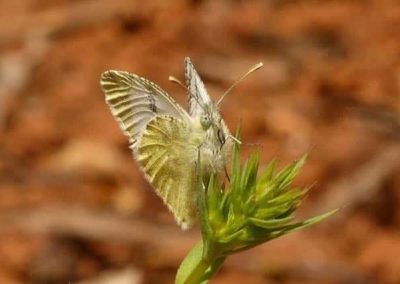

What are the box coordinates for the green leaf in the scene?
[175,241,207,284]
[257,159,278,190]
[274,155,307,192]
[200,256,226,281]
[218,228,246,244]
[281,208,339,233]
[264,188,308,207]
[197,151,212,244]
[219,190,231,219]
[207,174,224,230]
[248,216,295,229]
[175,240,225,284]
[253,203,296,220]
[239,153,259,207]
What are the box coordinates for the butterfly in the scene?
[101,57,262,229]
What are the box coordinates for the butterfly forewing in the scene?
[101,70,189,149]
[184,57,211,117]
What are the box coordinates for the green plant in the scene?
[175,133,338,284]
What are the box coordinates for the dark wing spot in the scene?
[147,94,157,113]
[143,83,158,113]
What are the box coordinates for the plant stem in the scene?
[183,256,225,284]
[183,257,212,284]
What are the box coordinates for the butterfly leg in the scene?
[224,166,230,183]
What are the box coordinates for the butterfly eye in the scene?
[200,115,211,130]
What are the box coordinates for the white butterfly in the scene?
[101,57,262,229]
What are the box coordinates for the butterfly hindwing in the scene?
[101,70,189,149]
[137,115,198,229]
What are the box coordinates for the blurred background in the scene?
[0,0,400,283]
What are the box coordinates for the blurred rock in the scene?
[0,39,49,129]
[264,103,312,156]
[358,233,400,284]
[199,55,291,90]
[39,139,129,179]
[112,186,145,215]
[78,267,143,284]
[29,237,81,284]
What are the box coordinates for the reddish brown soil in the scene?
[1,1,400,283]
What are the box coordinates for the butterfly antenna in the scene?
[169,76,186,90]
[216,62,263,106]
[169,76,207,111]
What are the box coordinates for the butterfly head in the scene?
[199,103,229,151]
[199,103,217,128]
[200,112,212,130]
